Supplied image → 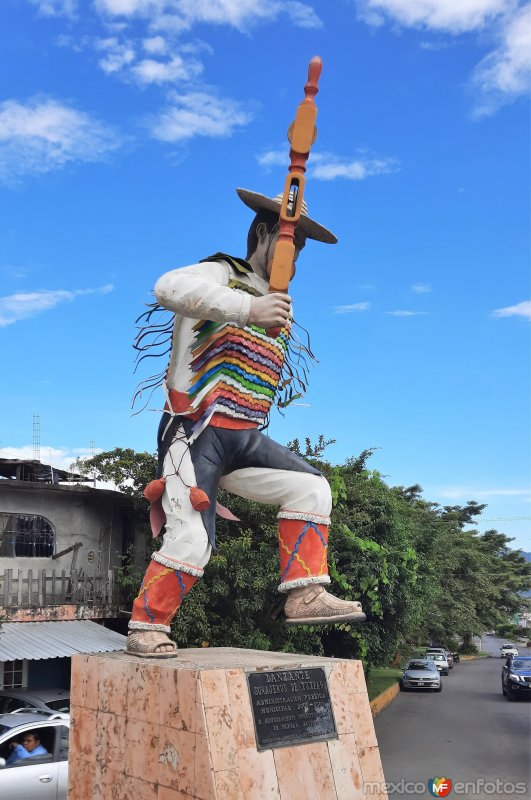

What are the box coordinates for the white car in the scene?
[426,647,454,669]
[0,711,69,799]
[500,644,518,658]
[425,652,450,676]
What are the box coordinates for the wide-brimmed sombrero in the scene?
[236,188,337,244]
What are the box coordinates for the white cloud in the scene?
[419,39,451,50]
[356,0,509,33]
[131,54,203,84]
[55,33,84,52]
[0,98,122,184]
[492,299,531,320]
[0,445,95,472]
[94,0,323,31]
[150,91,253,141]
[0,285,114,327]
[334,302,371,313]
[386,310,428,316]
[94,34,203,84]
[95,37,136,73]
[311,156,399,181]
[412,283,432,293]
[257,150,289,169]
[143,35,168,54]
[471,4,531,116]
[437,485,531,499]
[355,1,530,114]
[0,445,120,489]
[29,0,78,17]
[258,149,399,181]
[283,2,323,29]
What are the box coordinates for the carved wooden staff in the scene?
[268,56,322,296]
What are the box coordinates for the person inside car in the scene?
[6,731,48,765]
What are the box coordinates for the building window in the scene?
[0,513,55,558]
[0,660,28,689]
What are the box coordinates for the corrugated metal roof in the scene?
[0,620,126,661]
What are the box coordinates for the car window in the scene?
[46,698,70,713]
[58,725,69,760]
[1,725,59,767]
[3,698,35,714]
[511,659,530,670]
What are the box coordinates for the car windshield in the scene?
[407,662,431,671]
[511,659,531,670]
[46,699,70,712]
[502,644,514,648]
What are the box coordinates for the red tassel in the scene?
[190,486,210,511]
[144,478,166,502]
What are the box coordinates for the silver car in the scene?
[426,647,454,669]
[401,659,442,692]
[0,711,69,799]
[0,689,70,715]
[425,652,450,676]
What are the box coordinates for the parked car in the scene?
[425,652,450,676]
[0,689,70,715]
[502,656,531,701]
[500,644,518,658]
[0,711,69,799]
[426,647,453,669]
[401,659,442,692]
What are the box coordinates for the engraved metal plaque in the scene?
[248,667,337,750]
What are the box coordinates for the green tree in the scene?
[77,445,531,664]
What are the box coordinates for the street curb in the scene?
[460,654,488,660]
[370,681,400,717]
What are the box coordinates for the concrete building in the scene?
[0,458,145,691]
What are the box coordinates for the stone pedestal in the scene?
[69,648,387,800]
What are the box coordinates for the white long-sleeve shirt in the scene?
[154,257,289,435]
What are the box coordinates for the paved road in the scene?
[374,642,530,799]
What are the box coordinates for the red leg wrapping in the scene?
[278,518,329,585]
[130,559,198,628]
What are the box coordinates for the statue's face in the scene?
[254,222,307,281]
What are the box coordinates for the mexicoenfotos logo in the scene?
[428,777,453,797]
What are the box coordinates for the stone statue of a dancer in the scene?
[126,189,366,657]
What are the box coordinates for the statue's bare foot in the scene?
[285,585,366,625]
[126,630,178,658]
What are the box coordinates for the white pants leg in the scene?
[158,435,332,572]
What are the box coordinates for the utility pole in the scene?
[90,439,96,487]
[33,414,41,462]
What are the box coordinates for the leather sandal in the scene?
[126,631,178,658]
[284,585,366,625]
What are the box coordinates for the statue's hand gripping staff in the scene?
[267,56,322,337]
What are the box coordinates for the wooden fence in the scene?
[0,568,116,608]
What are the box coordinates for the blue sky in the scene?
[0,0,529,551]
